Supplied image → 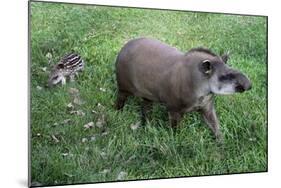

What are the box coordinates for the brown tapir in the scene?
[115,37,251,141]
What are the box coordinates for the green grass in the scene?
[30,2,267,186]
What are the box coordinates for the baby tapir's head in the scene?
[48,52,84,87]
[48,63,66,87]
[191,48,252,95]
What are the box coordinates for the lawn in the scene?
[30,2,267,186]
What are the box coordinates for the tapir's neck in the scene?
[195,81,212,98]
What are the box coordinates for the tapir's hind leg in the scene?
[141,98,153,125]
[116,90,130,110]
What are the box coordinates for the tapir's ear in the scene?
[200,60,213,75]
[221,53,229,63]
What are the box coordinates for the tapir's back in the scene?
[115,38,185,101]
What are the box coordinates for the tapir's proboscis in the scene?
[115,38,251,141]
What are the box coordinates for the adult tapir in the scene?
[115,37,251,141]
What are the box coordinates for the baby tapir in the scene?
[115,38,251,140]
[48,52,84,87]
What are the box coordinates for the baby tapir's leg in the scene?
[200,102,222,141]
[69,73,76,82]
[61,76,66,85]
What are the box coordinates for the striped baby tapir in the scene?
[48,52,85,87]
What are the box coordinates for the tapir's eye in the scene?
[219,73,236,81]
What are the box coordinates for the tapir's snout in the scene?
[235,74,252,93]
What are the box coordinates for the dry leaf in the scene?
[100,169,110,174]
[117,171,127,180]
[41,67,47,72]
[101,131,108,136]
[96,115,106,128]
[66,103,74,110]
[36,86,43,90]
[64,173,74,177]
[73,97,84,105]
[51,135,59,143]
[45,52,52,59]
[84,122,94,129]
[62,153,69,157]
[76,110,85,116]
[63,119,71,125]
[99,87,106,92]
[68,88,80,96]
[249,137,257,142]
[82,138,88,143]
[70,110,85,116]
[97,103,105,109]
[100,151,107,158]
[130,122,140,131]
[92,110,98,114]
[90,136,96,141]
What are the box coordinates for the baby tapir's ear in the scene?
[57,63,65,69]
[200,60,213,75]
[221,53,229,63]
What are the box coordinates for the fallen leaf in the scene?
[100,169,110,174]
[77,110,85,116]
[66,103,74,110]
[92,110,98,114]
[68,88,80,96]
[64,173,74,177]
[101,131,108,137]
[96,115,106,128]
[45,52,52,59]
[63,119,71,125]
[249,137,257,142]
[53,122,59,126]
[36,133,41,137]
[90,136,96,141]
[99,87,106,92]
[130,121,140,131]
[70,110,85,116]
[97,103,105,110]
[36,86,43,90]
[117,171,127,180]
[100,151,107,158]
[51,135,59,143]
[62,153,69,157]
[41,67,47,72]
[84,122,94,129]
[73,97,84,105]
[82,138,88,143]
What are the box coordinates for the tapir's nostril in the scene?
[235,85,245,93]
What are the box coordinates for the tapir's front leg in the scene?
[201,101,223,141]
[168,110,183,128]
